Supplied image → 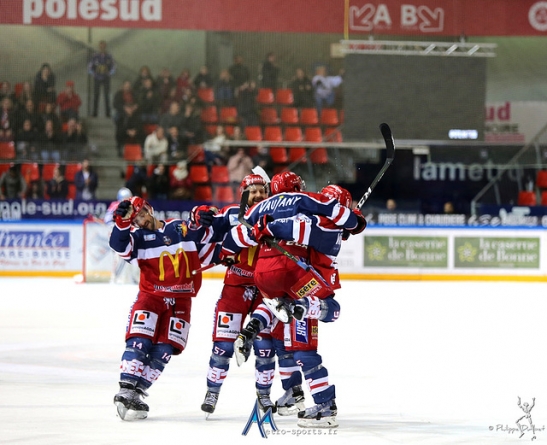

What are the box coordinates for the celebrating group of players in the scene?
[108,169,366,428]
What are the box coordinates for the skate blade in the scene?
[297,416,338,428]
[262,298,290,323]
[115,402,148,421]
[277,402,305,416]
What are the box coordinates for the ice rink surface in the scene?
[0,277,545,444]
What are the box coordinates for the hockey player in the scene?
[200,173,276,417]
[109,196,217,420]
[104,187,138,284]
[227,175,365,427]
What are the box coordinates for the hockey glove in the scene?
[114,199,134,229]
[190,205,218,228]
[251,214,274,242]
[348,209,367,235]
[220,254,236,267]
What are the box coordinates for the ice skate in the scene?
[201,390,219,418]
[297,400,338,428]
[257,389,276,413]
[113,382,149,421]
[275,385,305,416]
[262,297,294,323]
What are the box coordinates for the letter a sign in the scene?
[241,401,278,438]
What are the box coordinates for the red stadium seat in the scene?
[270,147,288,164]
[264,126,283,142]
[517,191,536,206]
[275,88,294,106]
[220,106,238,125]
[310,147,329,164]
[200,106,218,124]
[21,163,40,182]
[320,108,340,126]
[245,126,263,141]
[280,107,299,126]
[304,127,323,142]
[67,183,77,200]
[64,163,81,182]
[284,126,303,142]
[211,165,230,184]
[260,107,279,125]
[197,87,215,104]
[123,144,143,161]
[189,164,210,184]
[257,88,274,105]
[541,191,547,206]
[537,170,547,189]
[324,127,342,142]
[0,163,11,177]
[143,123,158,135]
[300,108,319,126]
[289,147,307,163]
[41,163,59,182]
[188,145,206,163]
[194,185,213,201]
[214,185,235,203]
[0,141,15,160]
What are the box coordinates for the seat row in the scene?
[200,106,342,127]
[197,87,298,107]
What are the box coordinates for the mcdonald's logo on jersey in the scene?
[158,248,190,280]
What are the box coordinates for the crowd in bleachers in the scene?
[117,54,344,202]
[1,52,345,202]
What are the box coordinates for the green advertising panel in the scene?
[364,236,448,268]
[454,237,540,269]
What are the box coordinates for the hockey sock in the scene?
[274,339,303,390]
[139,343,174,391]
[120,337,153,384]
[206,341,234,390]
[295,350,336,404]
[253,336,275,390]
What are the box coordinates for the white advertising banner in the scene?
[485,101,547,143]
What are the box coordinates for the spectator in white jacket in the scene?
[143,126,168,164]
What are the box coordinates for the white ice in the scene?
[0,277,546,444]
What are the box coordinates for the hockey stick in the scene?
[355,123,396,211]
[191,262,218,276]
[238,190,310,271]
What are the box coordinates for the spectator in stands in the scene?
[159,102,184,133]
[26,179,44,200]
[113,80,137,125]
[204,125,229,166]
[40,102,62,134]
[443,201,455,214]
[193,65,214,90]
[133,65,155,96]
[236,81,259,129]
[0,163,27,200]
[386,198,397,212]
[0,81,16,103]
[227,147,254,195]
[46,165,69,199]
[88,40,116,118]
[291,68,314,108]
[312,65,344,116]
[125,160,148,196]
[252,146,274,179]
[180,102,203,145]
[14,81,33,112]
[16,118,39,159]
[144,126,168,164]
[63,118,88,161]
[137,78,161,124]
[147,163,170,200]
[33,63,56,106]
[176,68,193,103]
[74,158,98,200]
[0,97,15,141]
[170,160,193,200]
[16,99,41,134]
[156,68,175,103]
[229,55,250,90]
[215,69,234,107]
[56,80,82,122]
[116,104,143,157]
[160,86,179,115]
[166,126,187,162]
[38,119,62,162]
[260,52,279,92]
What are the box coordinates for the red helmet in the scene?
[240,174,268,194]
[130,196,154,216]
[270,172,306,195]
[321,184,352,208]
